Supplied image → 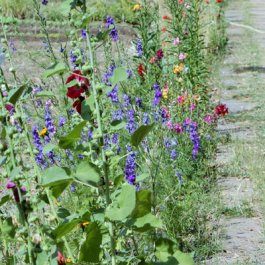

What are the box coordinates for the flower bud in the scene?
[32,234,42,245]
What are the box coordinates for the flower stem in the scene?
[86,33,116,265]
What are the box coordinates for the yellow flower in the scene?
[39,127,48,137]
[80,221,90,230]
[66,258,72,263]
[133,4,141,11]
[162,88,169,100]
[173,63,184,74]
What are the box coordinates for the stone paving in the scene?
[204,0,265,264]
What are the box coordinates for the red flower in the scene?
[155,49,164,60]
[138,64,145,77]
[216,0,222,2]
[73,97,85,114]
[161,27,168,32]
[57,251,66,265]
[66,70,90,99]
[214,103,228,116]
[162,15,172,20]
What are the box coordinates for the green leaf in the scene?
[0,156,7,166]
[50,181,72,198]
[131,124,154,147]
[36,252,49,265]
[110,67,128,85]
[110,120,126,131]
[79,222,102,263]
[57,208,71,219]
[75,161,101,187]
[8,84,27,105]
[35,91,55,97]
[133,213,163,231]
[155,238,175,262]
[81,98,93,121]
[42,143,57,154]
[66,79,79,88]
[43,62,66,78]
[136,173,149,182]
[42,167,73,187]
[1,217,16,238]
[106,184,136,221]
[97,29,112,42]
[0,195,11,207]
[131,190,151,218]
[59,121,87,149]
[52,219,80,239]
[174,251,194,265]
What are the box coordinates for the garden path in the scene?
[205,0,265,264]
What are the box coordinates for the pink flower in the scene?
[177,95,185,105]
[166,121,173,130]
[174,123,183,134]
[179,53,187,61]
[204,114,214,124]
[173,37,180,46]
[189,103,195,111]
[185,118,191,125]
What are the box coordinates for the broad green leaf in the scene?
[133,213,163,231]
[81,98,94,121]
[1,217,16,238]
[75,161,101,187]
[131,190,151,218]
[0,195,11,207]
[174,251,194,265]
[79,222,102,263]
[8,84,27,105]
[36,252,49,265]
[43,143,57,154]
[153,257,179,265]
[50,181,72,198]
[43,62,66,78]
[52,219,80,239]
[131,124,154,147]
[110,67,128,85]
[59,121,87,149]
[111,120,126,131]
[42,167,73,187]
[57,208,71,219]
[106,184,136,221]
[35,91,55,97]
[155,238,175,262]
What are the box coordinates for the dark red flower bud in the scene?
[155,49,164,60]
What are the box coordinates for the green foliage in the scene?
[0,0,227,264]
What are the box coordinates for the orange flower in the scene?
[161,27,168,32]
[149,56,156,64]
